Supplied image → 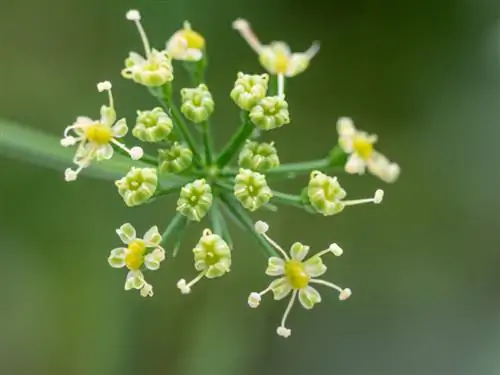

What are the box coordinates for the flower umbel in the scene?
[166,21,205,61]
[61,81,143,182]
[337,117,401,183]
[177,229,231,294]
[249,221,351,338]
[122,10,173,86]
[108,223,165,297]
[307,170,384,216]
[116,167,158,207]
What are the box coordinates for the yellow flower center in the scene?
[285,260,310,289]
[353,136,374,160]
[125,240,146,270]
[85,124,113,144]
[182,29,205,50]
[274,52,289,74]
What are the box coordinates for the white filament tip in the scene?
[254,221,269,234]
[232,18,249,30]
[276,326,291,338]
[126,10,141,21]
[177,279,191,294]
[248,292,261,308]
[130,146,144,160]
[339,288,352,301]
[97,81,112,92]
[374,189,384,204]
[60,136,76,147]
[140,283,153,297]
[64,168,78,182]
[329,243,343,256]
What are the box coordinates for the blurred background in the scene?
[0,0,499,374]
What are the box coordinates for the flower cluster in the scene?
[61,10,401,337]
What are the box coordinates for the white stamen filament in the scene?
[279,290,297,333]
[315,243,343,258]
[130,15,151,57]
[342,192,380,207]
[185,272,205,290]
[261,232,290,260]
[277,73,285,98]
[232,18,263,54]
[111,139,143,160]
[309,278,344,293]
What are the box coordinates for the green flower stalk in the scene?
[230,72,269,111]
[180,84,215,123]
[234,168,273,211]
[132,107,173,142]
[249,96,290,131]
[238,140,280,172]
[115,167,158,207]
[177,179,213,221]
[158,142,193,174]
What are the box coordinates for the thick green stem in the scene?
[201,121,214,164]
[216,112,254,168]
[271,190,303,206]
[219,193,278,257]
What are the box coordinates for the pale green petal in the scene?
[96,144,113,160]
[144,254,160,271]
[124,270,145,290]
[265,257,285,276]
[270,277,292,300]
[116,223,136,244]
[290,242,309,261]
[144,225,162,246]
[100,105,116,126]
[108,248,126,268]
[298,285,322,309]
[112,118,128,138]
[303,256,327,277]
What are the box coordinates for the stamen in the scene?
[111,139,143,160]
[232,18,263,54]
[254,220,269,234]
[305,41,321,59]
[260,232,290,260]
[315,243,343,258]
[63,124,82,138]
[309,279,349,298]
[64,165,85,182]
[97,81,114,108]
[277,73,285,98]
[126,9,151,57]
[342,189,384,206]
[277,290,297,338]
[177,272,205,294]
[60,136,77,147]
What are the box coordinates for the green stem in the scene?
[160,213,188,248]
[216,112,254,168]
[209,200,233,250]
[267,74,278,97]
[219,193,278,257]
[201,121,214,164]
[267,158,330,176]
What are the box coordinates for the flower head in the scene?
[122,10,173,86]
[249,96,290,131]
[307,171,383,216]
[239,140,280,172]
[177,179,213,221]
[108,223,165,297]
[132,107,173,142]
[116,167,158,207]
[230,72,269,111]
[232,19,319,78]
[234,168,273,211]
[158,142,193,174]
[177,229,231,294]
[249,221,351,338]
[61,81,143,181]
[180,84,215,123]
[337,117,400,183]
[166,21,205,61]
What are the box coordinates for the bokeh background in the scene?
[0,0,499,374]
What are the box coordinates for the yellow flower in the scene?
[166,21,205,61]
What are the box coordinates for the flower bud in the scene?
[230,72,269,111]
[177,179,213,221]
[193,229,231,278]
[158,142,193,174]
[180,84,214,123]
[132,107,173,142]
[122,50,174,87]
[234,169,273,211]
[115,167,158,207]
[249,96,290,131]
[238,140,280,172]
[307,171,346,216]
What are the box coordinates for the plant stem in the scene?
[271,190,303,206]
[216,112,254,168]
[160,213,188,248]
[209,200,233,250]
[267,158,331,176]
[201,120,214,164]
[267,74,278,97]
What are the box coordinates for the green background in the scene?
[0,0,499,374]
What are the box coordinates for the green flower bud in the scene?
[194,229,231,278]
[238,140,280,172]
[230,72,269,111]
[307,171,346,215]
[132,107,173,142]
[234,168,273,211]
[249,96,290,131]
[177,179,213,221]
[180,84,214,123]
[116,167,158,207]
[158,142,193,174]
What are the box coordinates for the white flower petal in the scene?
[265,257,285,276]
[144,226,162,246]
[303,256,327,277]
[269,277,292,300]
[290,242,309,261]
[116,223,136,244]
[96,144,114,160]
[108,248,127,268]
[100,105,116,125]
[112,118,128,138]
[336,117,356,137]
[124,270,145,290]
[345,154,366,175]
[298,285,322,309]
